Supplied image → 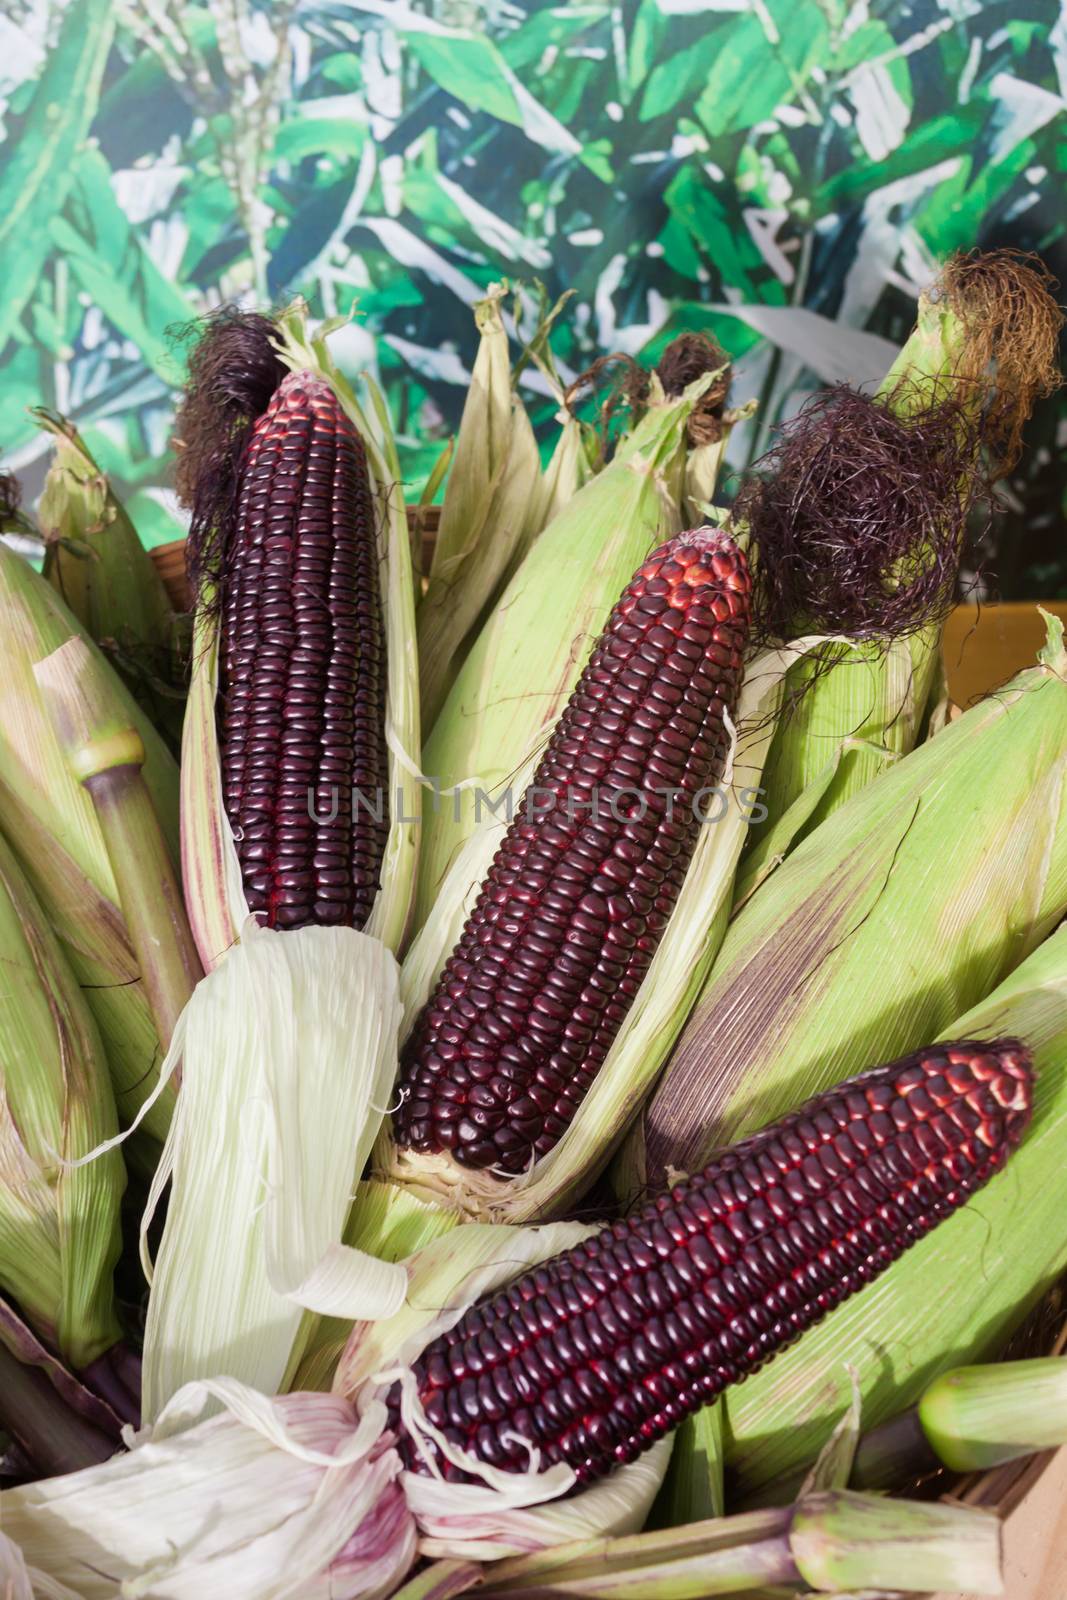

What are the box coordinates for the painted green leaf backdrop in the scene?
[0,0,1064,593]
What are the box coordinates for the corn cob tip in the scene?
[389,1038,1031,1490]
[393,527,751,1176]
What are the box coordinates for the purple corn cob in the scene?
[392,1039,1032,1486]
[218,370,388,932]
[393,528,752,1174]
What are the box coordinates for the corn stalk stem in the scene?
[0,1340,116,1478]
[33,637,202,1052]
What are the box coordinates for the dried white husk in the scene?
[5,1221,675,1597]
[139,925,406,1425]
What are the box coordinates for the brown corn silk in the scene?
[392,527,751,1175]
[935,248,1062,475]
[392,1040,1031,1487]
[218,371,388,931]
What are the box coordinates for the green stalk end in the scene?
[789,1489,1003,1595]
[919,1357,1067,1474]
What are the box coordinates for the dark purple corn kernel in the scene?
[218,370,388,932]
[393,529,752,1173]
[391,1039,1032,1486]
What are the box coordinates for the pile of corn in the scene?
[2,253,1067,1600]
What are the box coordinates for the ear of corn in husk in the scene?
[180,300,419,969]
[719,912,1067,1503]
[628,611,1067,1200]
[34,408,186,749]
[148,303,421,1419]
[418,282,543,731]
[741,250,1063,888]
[0,541,179,1148]
[33,635,201,1053]
[378,545,853,1233]
[477,1492,1002,1598]
[413,365,730,933]
[0,829,124,1373]
[418,281,596,731]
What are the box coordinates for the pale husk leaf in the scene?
[0,1379,414,1600]
[140,925,406,1424]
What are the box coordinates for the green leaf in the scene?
[274,117,367,164]
[318,52,364,91]
[664,169,768,298]
[0,347,44,457]
[639,24,732,121]
[817,105,986,208]
[499,4,609,71]
[50,149,195,385]
[180,178,237,277]
[694,0,828,139]
[404,27,580,155]
[831,18,894,74]
[628,0,668,94]
[124,489,184,552]
[0,0,115,354]
[913,139,1036,255]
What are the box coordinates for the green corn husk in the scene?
[0,541,179,1148]
[627,613,1067,1199]
[742,252,1063,885]
[418,284,593,731]
[418,283,542,730]
[33,636,201,1054]
[479,1491,1002,1598]
[721,915,1067,1504]
[414,368,729,933]
[0,829,124,1372]
[35,408,185,749]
